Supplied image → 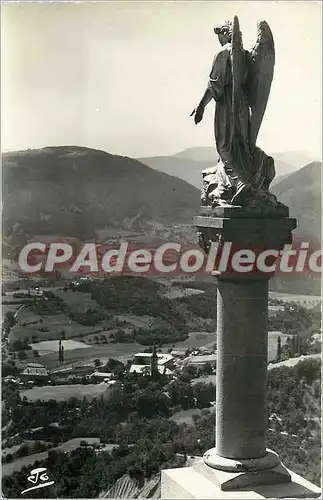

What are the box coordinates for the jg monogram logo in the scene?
[21,468,54,495]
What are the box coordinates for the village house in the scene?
[129,352,175,376]
[185,353,217,368]
[20,362,49,383]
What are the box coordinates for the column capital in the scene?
[194,209,297,280]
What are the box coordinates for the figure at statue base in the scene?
[201,150,284,210]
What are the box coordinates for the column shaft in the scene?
[215,278,269,459]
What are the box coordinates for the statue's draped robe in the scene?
[203,43,275,206]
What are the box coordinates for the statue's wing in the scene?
[231,15,252,183]
[231,15,245,134]
[247,21,275,147]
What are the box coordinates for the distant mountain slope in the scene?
[271,161,321,244]
[272,151,320,170]
[271,173,291,187]
[2,146,200,241]
[138,156,214,190]
[139,147,315,189]
[174,146,217,162]
[270,161,321,294]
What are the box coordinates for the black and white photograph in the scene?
[1,1,322,498]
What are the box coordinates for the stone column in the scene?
[215,278,269,459]
[193,207,297,490]
[162,207,321,497]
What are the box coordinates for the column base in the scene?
[161,460,321,498]
[203,447,280,472]
[195,454,290,491]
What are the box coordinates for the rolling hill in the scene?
[137,156,214,190]
[271,161,321,244]
[270,161,321,295]
[173,146,218,162]
[2,146,200,242]
[2,146,321,294]
[139,147,318,190]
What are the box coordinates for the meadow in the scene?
[20,382,112,402]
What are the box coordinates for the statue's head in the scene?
[214,21,232,45]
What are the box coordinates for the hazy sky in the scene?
[1,1,322,158]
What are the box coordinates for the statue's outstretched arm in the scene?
[191,85,213,124]
[191,50,228,124]
[198,85,214,108]
[208,50,230,101]
[200,50,229,106]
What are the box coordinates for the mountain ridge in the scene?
[271,161,321,244]
[2,146,200,243]
[2,146,320,246]
[138,147,319,190]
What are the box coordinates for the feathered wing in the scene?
[231,15,253,183]
[231,15,245,135]
[246,21,275,147]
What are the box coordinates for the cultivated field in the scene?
[168,331,214,351]
[161,287,205,299]
[2,304,22,316]
[40,343,143,369]
[20,382,112,402]
[30,339,92,354]
[38,330,218,370]
[114,314,155,328]
[268,353,321,370]
[10,310,105,342]
[2,437,102,477]
[269,292,321,308]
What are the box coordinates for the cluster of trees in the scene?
[178,292,217,319]
[3,407,215,498]
[6,338,32,362]
[88,277,188,329]
[269,303,319,337]
[2,359,19,378]
[17,290,108,331]
[32,291,68,314]
[270,304,321,360]
[2,439,185,498]
[5,373,215,443]
[2,311,17,334]
[98,358,125,377]
[92,334,108,344]
[266,358,321,485]
[109,325,188,346]
[10,339,31,352]
[68,308,107,326]
[1,358,321,497]
[132,326,187,346]
[267,358,321,433]
[276,334,319,362]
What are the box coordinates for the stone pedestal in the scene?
[192,209,297,491]
[161,460,321,499]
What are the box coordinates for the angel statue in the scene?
[191,16,282,209]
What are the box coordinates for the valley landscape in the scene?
[1,1,321,497]
[2,144,322,497]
